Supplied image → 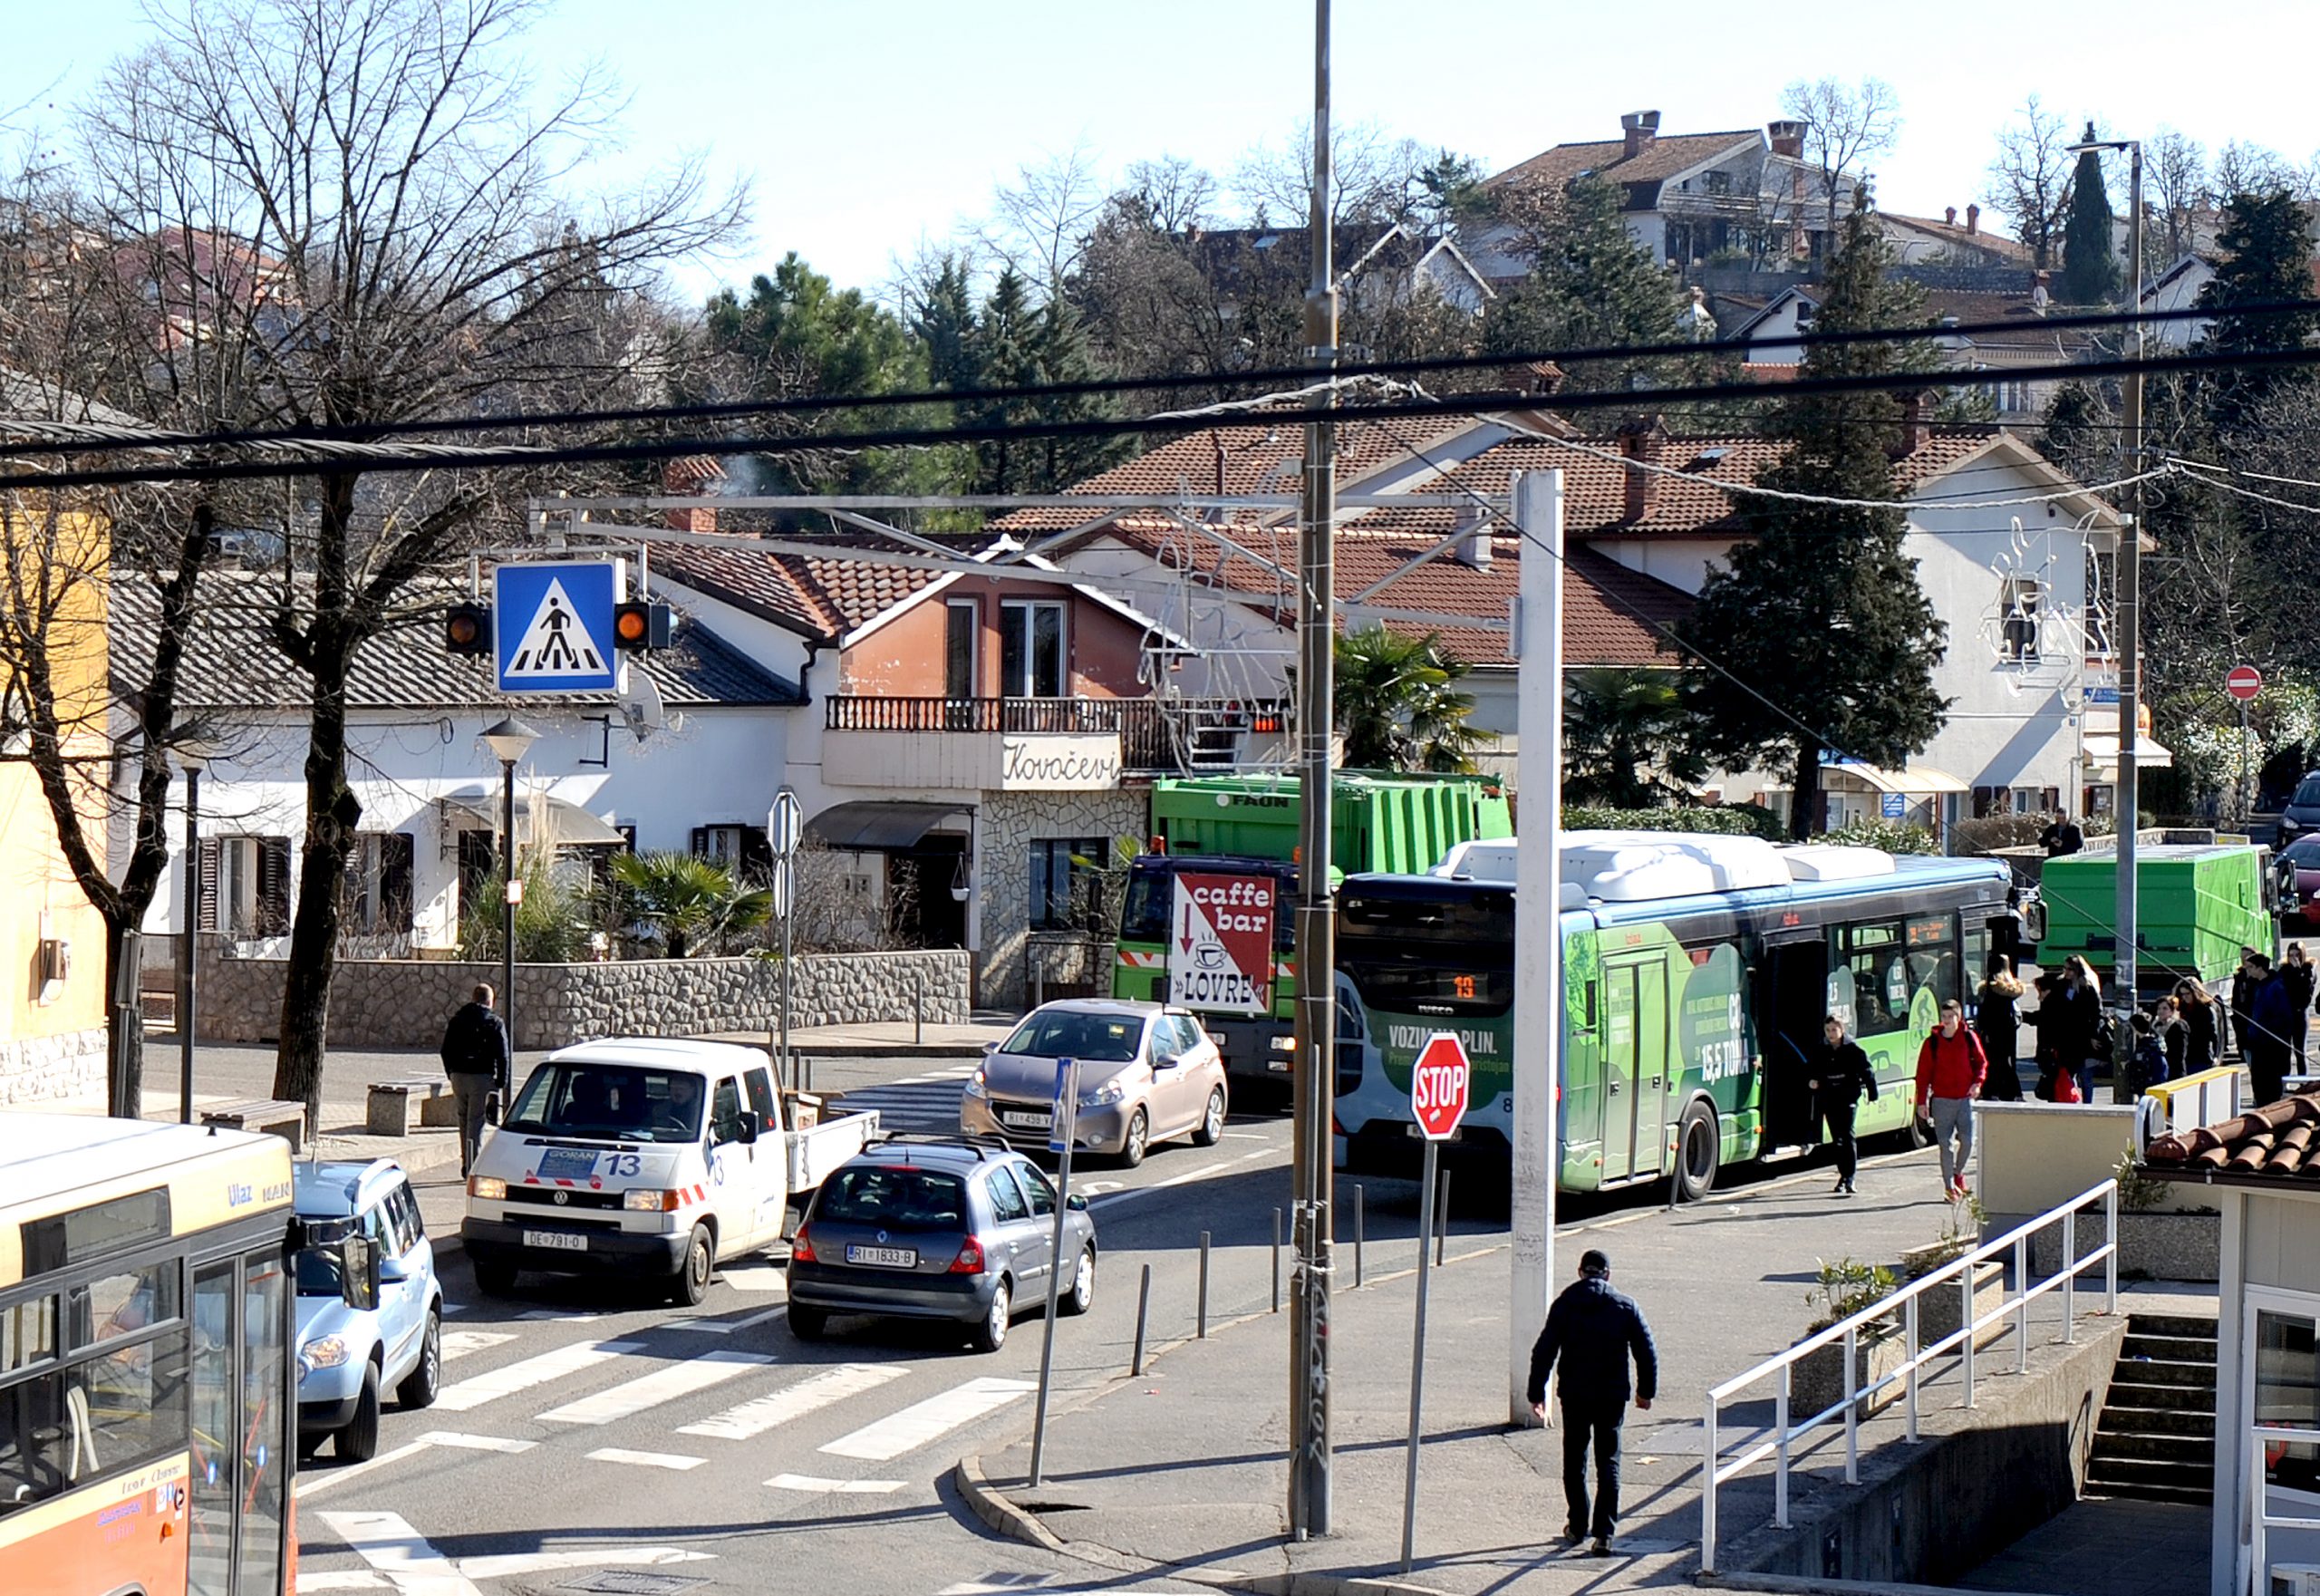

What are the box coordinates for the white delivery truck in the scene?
[461,1037,879,1304]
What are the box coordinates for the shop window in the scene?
[1030,837,1111,933]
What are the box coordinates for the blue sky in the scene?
[7,0,2316,305]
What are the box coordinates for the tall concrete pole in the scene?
[2115,140,2145,1086]
[1288,0,1339,1540]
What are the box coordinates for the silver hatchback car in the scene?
[962,999,1229,1167]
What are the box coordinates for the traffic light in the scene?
[445,602,490,655]
[613,600,672,652]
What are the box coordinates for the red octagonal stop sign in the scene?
[1410,1031,1472,1141]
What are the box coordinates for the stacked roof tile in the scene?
[2143,1091,2320,1184]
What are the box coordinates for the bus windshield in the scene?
[1119,858,1296,952]
[1338,881,1515,1018]
[505,1064,706,1142]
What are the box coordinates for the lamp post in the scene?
[480,719,541,1049]
[2068,130,2143,1092]
[177,737,217,1124]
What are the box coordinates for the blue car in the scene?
[294,1159,443,1460]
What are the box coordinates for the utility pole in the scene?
[2072,130,2144,1088]
[1288,0,1338,1541]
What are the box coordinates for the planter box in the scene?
[2027,1210,2222,1283]
[1908,1259,2010,1353]
[1790,1329,1906,1421]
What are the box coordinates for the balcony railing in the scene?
[824,695,1287,775]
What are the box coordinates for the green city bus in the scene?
[1112,773,1512,1086]
[1332,833,2020,1198]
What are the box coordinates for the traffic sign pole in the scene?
[1029,1057,1078,1488]
[1400,1132,1439,1573]
[1399,1031,1470,1572]
[770,787,803,1092]
[2228,668,2261,822]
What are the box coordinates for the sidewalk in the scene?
[710,1015,1020,1059]
[959,1149,2145,1596]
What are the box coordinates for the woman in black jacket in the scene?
[2175,978,2224,1074]
[1975,953,2025,1101]
[2282,943,2316,1073]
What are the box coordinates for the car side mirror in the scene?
[738,1109,761,1145]
[341,1234,380,1312]
[982,1040,1000,1057]
[1066,1193,1088,1212]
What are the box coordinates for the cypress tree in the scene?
[2061,127,2122,305]
[2193,188,2320,436]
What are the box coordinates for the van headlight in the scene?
[300,1334,349,1374]
[469,1175,507,1200]
[1080,1079,1127,1108]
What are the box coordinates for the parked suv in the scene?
[962,998,1228,1167]
[787,1137,1096,1353]
[294,1159,442,1461]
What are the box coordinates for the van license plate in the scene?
[845,1245,916,1268]
[522,1230,588,1252]
[1000,1110,1051,1129]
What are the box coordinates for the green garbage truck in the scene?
[2035,840,2282,1004]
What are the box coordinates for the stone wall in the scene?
[0,1026,107,1106]
[195,945,971,1050]
[975,788,1147,1011]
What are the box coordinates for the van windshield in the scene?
[2297,779,2320,808]
[503,1064,705,1143]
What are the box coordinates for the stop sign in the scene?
[1409,1031,1472,1141]
[2228,665,2263,702]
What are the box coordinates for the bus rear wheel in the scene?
[1674,1101,1719,1203]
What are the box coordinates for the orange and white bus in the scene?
[0,1114,372,1596]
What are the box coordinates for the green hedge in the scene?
[1822,817,1939,855]
[1563,805,1784,841]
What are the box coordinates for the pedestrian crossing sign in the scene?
[493,561,624,692]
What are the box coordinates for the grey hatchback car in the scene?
[786,1137,1097,1353]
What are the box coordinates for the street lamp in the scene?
[480,718,541,1050]
[2068,129,2144,1094]
[176,733,219,1125]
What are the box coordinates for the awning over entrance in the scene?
[438,789,629,846]
[1819,759,1973,796]
[2081,733,2175,770]
[805,799,973,851]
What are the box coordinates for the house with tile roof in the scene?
[1013,402,2132,834]
[108,573,803,963]
[647,518,1255,1008]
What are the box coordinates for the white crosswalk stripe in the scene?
[766,1472,904,1494]
[679,1362,905,1441]
[818,1376,1036,1462]
[586,1447,707,1471]
[720,1263,788,1293]
[439,1330,514,1362]
[538,1349,776,1426]
[433,1339,645,1413]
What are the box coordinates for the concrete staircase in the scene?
[2085,1312,2218,1505]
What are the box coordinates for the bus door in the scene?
[1601,957,1668,1182]
[188,1245,292,1596]
[1758,931,1827,1149]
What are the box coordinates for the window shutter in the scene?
[382,834,415,932]
[257,837,291,934]
[2040,788,2061,813]
[740,826,771,883]
[343,839,372,933]
[196,838,220,933]
[689,826,709,858]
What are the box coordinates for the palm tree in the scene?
[1562,667,1708,808]
[608,851,773,959]
[1332,625,1489,773]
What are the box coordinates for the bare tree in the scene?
[1780,77,1902,242]
[2214,140,2311,201]
[2145,129,2210,266]
[1984,96,2076,270]
[1232,120,1444,231]
[1119,157,1218,236]
[980,141,1108,300]
[73,0,740,1118]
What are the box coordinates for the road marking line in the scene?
[538,1348,776,1426]
[766,1472,904,1493]
[318,1509,484,1596]
[720,1262,788,1293]
[1093,1147,1271,1209]
[517,1309,603,1322]
[295,1432,533,1501]
[296,1572,388,1590]
[438,1301,470,1315]
[433,1339,646,1412]
[1223,1131,1269,1140]
[419,1431,536,1453]
[818,1375,1036,1461]
[679,1361,904,1440]
[440,1330,515,1361]
[670,1304,788,1335]
[457,1548,714,1581]
[586,1446,707,1471]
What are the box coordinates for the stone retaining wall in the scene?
[0,1027,108,1106]
[195,947,971,1050]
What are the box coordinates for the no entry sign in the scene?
[1410,1031,1472,1141]
[2227,665,2263,702]
[1168,872,1277,1015]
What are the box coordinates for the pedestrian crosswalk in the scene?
[538,1348,775,1426]
[827,1074,973,1136]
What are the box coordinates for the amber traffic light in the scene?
[445,602,490,655]
[613,600,672,652]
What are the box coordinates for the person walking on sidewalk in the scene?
[1975,953,2025,1102]
[1915,1000,1988,1201]
[2247,953,2297,1108]
[1809,1014,1880,1195]
[2282,943,2316,1075]
[2232,946,2263,1060]
[440,982,511,1177]
[1527,1248,1658,1559]
[2175,978,2224,1073]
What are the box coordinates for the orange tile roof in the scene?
[1880,212,2035,266]
[2143,1089,2320,1185]
[1486,130,1762,200]
[656,530,949,639]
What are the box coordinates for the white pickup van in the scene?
[461,1037,879,1304]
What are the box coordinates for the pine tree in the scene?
[1675,197,1951,837]
[2194,188,2320,436]
[1484,176,1684,389]
[2061,129,2121,305]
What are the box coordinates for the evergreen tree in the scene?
[2193,188,2320,436]
[1484,177,1683,388]
[1675,196,1951,838]
[2061,128,2121,305]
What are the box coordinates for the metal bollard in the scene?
[1354,1183,1365,1289]
[1436,1167,1452,1265]
[1132,1262,1152,1376]
[1198,1230,1211,1339]
[1271,1207,1282,1312]
[914,977,923,1045]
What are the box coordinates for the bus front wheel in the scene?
[1674,1101,1719,1203]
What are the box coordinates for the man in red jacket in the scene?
[1915,999,1989,1201]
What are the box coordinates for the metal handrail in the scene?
[1699,1177,2120,1574]
[2248,1422,2320,1594]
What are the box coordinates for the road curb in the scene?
[951,1455,1075,1556]
[802,1042,991,1059]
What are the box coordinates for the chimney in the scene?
[1457,505,1494,568]
[1890,391,1932,459]
[1966,203,1980,236]
[1618,414,1668,521]
[1766,120,1807,159]
[1620,111,1661,159]
[1945,206,1958,227]
[662,455,725,534]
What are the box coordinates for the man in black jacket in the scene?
[440,983,512,1176]
[1527,1248,1658,1556]
[1810,1014,1880,1195]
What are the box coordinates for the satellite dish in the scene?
[618,669,667,742]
